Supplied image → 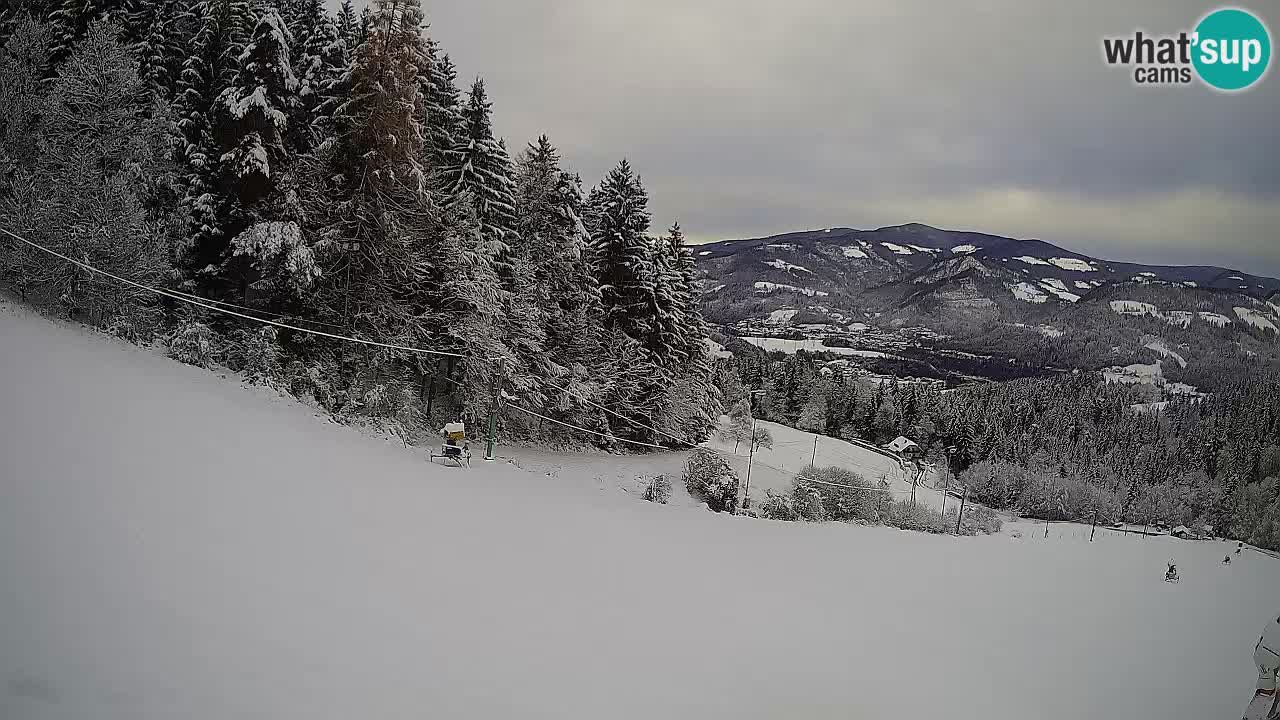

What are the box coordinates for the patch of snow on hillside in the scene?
[703,284,725,294]
[1235,307,1279,332]
[1035,325,1064,339]
[1198,312,1231,327]
[908,245,939,254]
[1184,281,1198,288]
[754,282,829,298]
[1104,362,1163,385]
[1008,282,1049,303]
[1044,286,1081,302]
[767,308,798,324]
[952,244,979,254]
[1041,278,1069,292]
[841,245,868,259]
[1049,257,1095,272]
[1110,300,1159,317]
[1144,340,1187,368]
[1139,272,1156,277]
[881,242,913,255]
[1228,275,1244,280]
[703,338,733,359]
[741,337,889,358]
[765,259,811,273]
[1015,256,1050,266]
[698,251,712,256]
[1074,281,1093,291]
[767,243,797,251]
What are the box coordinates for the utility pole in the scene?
[742,390,763,512]
[911,471,918,508]
[341,240,359,327]
[940,469,951,521]
[485,359,505,462]
[1090,509,1099,542]
[1044,477,1055,539]
[955,487,968,534]
[810,435,819,468]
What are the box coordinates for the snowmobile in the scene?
[1165,562,1180,583]
[430,422,471,468]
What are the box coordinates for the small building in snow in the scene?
[885,436,921,458]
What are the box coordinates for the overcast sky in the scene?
[332,1,1279,275]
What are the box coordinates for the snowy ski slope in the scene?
[1,301,1276,720]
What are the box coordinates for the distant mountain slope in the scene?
[697,223,1280,387]
[696,224,1280,314]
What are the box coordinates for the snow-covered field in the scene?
[740,336,890,358]
[2,302,1276,720]
[1235,306,1279,333]
[701,417,944,507]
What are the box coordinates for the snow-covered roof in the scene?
[886,436,919,453]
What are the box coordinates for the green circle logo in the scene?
[1192,8,1271,91]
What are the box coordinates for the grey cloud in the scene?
[333,0,1280,275]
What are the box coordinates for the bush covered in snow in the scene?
[758,489,801,521]
[886,500,950,534]
[958,504,1003,536]
[683,449,739,513]
[794,466,892,523]
[166,320,219,368]
[642,475,672,504]
[228,327,281,383]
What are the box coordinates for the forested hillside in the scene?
[0,0,719,447]
[723,351,1280,548]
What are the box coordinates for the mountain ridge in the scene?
[695,222,1280,292]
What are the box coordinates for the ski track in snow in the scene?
[0,301,1275,720]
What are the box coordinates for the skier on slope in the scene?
[1243,614,1280,720]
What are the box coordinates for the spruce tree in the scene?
[215,7,297,212]
[441,78,517,269]
[589,158,654,343]
[173,0,255,276]
[48,0,139,63]
[128,0,188,95]
[335,0,357,51]
[301,0,436,355]
[421,39,461,172]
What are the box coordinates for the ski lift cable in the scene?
[431,371,673,450]
[540,376,703,450]
[160,285,349,330]
[504,402,674,450]
[4,226,920,477]
[0,226,471,360]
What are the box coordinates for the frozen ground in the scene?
[2,301,1277,720]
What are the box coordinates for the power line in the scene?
[794,474,911,495]
[160,285,348,330]
[1,226,470,359]
[504,402,673,451]
[433,369,677,452]
[5,226,931,479]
